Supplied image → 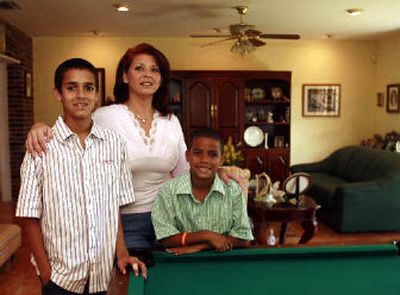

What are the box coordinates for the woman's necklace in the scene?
[132,110,153,124]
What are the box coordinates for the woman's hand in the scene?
[218,166,245,189]
[25,122,53,155]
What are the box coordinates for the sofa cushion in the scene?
[324,146,400,182]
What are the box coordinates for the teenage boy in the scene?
[152,128,253,255]
[16,58,146,295]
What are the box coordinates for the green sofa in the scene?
[290,146,400,233]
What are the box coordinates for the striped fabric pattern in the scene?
[152,172,253,241]
[16,116,135,294]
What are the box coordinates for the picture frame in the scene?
[25,71,32,98]
[302,84,341,117]
[96,68,106,106]
[386,84,400,113]
[274,135,285,148]
[377,92,384,107]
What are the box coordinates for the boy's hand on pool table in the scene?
[166,243,209,255]
[207,232,233,252]
[117,255,148,279]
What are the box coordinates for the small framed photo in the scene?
[302,84,341,117]
[274,135,285,148]
[25,71,32,98]
[387,84,400,113]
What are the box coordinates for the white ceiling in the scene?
[0,0,400,40]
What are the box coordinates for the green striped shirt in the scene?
[152,172,253,241]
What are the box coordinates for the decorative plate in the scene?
[252,88,265,100]
[244,126,264,147]
[282,172,312,195]
[396,141,400,153]
[271,87,283,100]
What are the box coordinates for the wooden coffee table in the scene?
[248,195,320,245]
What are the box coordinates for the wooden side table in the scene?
[248,195,320,245]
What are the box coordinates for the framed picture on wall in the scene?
[302,84,341,117]
[386,84,400,113]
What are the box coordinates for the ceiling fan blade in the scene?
[245,29,262,37]
[249,38,266,47]
[190,34,232,38]
[200,37,237,47]
[259,34,300,40]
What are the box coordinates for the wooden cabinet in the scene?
[267,148,290,185]
[171,72,242,143]
[244,148,268,175]
[170,71,291,184]
[244,148,289,185]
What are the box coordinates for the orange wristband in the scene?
[181,232,188,246]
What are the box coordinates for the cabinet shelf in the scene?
[245,122,289,126]
[245,100,290,105]
[245,147,289,151]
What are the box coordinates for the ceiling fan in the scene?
[190,6,300,55]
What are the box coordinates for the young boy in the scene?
[151,128,253,255]
[16,58,146,295]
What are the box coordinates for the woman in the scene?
[95,43,189,249]
[26,43,239,251]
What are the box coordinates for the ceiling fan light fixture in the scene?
[230,40,255,56]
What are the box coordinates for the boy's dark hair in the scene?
[113,43,171,116]
[54,58,99,93]
[189,128,224,154]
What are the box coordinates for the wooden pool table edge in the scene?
[126,243,400,295]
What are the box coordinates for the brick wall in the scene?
[5,21,33,200]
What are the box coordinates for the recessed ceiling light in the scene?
[113,4,129,12]
[91,30,100,36]
[346,8,363,16]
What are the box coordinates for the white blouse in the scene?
[93,104,189,214]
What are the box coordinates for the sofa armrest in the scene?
[334,180,400,230]
[290,162,325,174]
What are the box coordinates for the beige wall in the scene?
[33,37,380,164]
[375,37,400,134]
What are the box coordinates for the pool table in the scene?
[124,243,400,295]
